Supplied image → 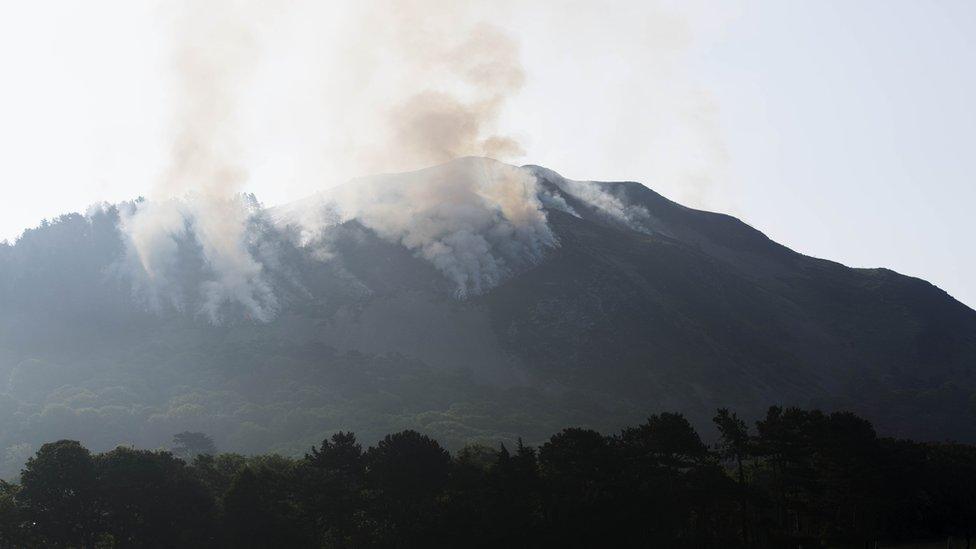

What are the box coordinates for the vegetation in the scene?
[2,198,976,482]
[0,407,974,548]
[2,196,975,547]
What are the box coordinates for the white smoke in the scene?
[119,194,277,322]
[118,199,186,313]
[112,0,680,316]
[116,0,537,318]
[268,2,557,297]
[282,158,674,296]
[554,178,654,234]
[315,157,555,297]
[118,1,278,322]
[271,0,530,182]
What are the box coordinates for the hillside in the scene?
[0,158,973,478]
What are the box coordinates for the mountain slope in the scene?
[486,167,976,435]
[0,158,973,477]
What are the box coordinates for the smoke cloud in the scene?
[116,0,540,317]
[280,1,553,296]
[553,178,654,235]
[320,157,555,297]
[119,0,277,322]
[379,21,526,170]
[294,0,530,178]
[116,0,680,315]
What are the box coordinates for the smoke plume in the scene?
[280,1,548,296]
[295,0,530,178]
[119,0,277,322]
[115,0,541,317]
[117,0,683,314]
[554,178,654,234]
[319,157,555,297]
[379,21,526,170]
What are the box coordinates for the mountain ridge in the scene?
[0,158,972,478]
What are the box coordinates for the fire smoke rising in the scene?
[120,1,277,322]
[116,0,683,318]
[319,157,555,297]
[119,0,539,317]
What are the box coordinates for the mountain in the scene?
[0,157,973,477]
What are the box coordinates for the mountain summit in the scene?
[0,158,973,476]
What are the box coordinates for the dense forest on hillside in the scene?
[1,406,975,548]
[2,187,976,484]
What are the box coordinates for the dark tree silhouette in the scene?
[1,408,975,548]
[18,440,101,548]
[538,428,619,546]
[714,407,752,545]
[223,459,313,548]
[302,431,366,547]
[714,408,750,484]
[365,430,452,546]
[96,447,215,548]
[306,431,363,474]
[620,412,708,471]
[925,444,976,548]
[366,430,451,502]
[755,407,817,538]
[483,440,542,547]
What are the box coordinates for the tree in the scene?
[483,440,542,547]
[538,428,619,546]
[223,459,314,548]
[754,406,824,544]
[620,412,708,471]
[616,414,711,544]
[18,440,101,548]
[0,481,26,549]
[2,408,976,547]
[812,412,883,545]
[366,430,451,502]
[365,430,452,545]
[714,408,753,546]
[455,443,498,473]
[439,444,497,547]
[714,408,751,485]
[302,432,366,547]
[172,432,216,461]
[96,447,215,548]
[306,431,363,475]
[190,452,247,499]
[924,443,976,548]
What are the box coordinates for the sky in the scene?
[0,0,973,308]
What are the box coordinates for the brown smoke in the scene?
[318,1,530,176]
[382,21,526,170]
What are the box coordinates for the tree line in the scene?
[1,406,975,548]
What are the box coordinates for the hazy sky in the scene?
[1,1,973,308]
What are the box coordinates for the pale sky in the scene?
[1,1,973,308]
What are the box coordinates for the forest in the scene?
[3,209,976,485]
[0,406,974,548]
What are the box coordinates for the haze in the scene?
[0,0,973,308]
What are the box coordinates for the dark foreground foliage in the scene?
[1,407,975,548]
